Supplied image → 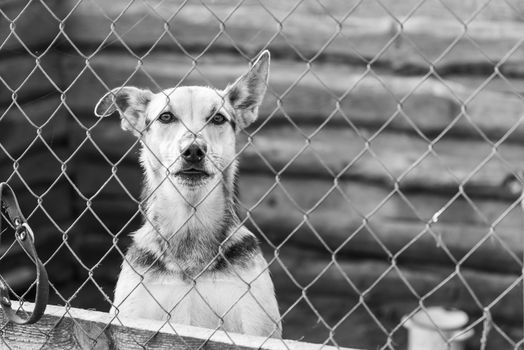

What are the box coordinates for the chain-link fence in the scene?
[3,0,524,349]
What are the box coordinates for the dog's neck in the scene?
[133,151,240,276]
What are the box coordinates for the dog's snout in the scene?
[181,143,207,164]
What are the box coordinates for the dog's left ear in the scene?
[225,50,270,130]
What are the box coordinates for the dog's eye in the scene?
[158,112,176,123]
[210,113,227,125]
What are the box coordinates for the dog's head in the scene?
[94,51,270,194]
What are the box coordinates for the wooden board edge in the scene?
[2,302,359,350]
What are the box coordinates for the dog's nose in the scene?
[181,143,207,163]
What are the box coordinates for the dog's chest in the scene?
[136,273,250,331]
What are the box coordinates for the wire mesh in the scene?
[2,0,524,349]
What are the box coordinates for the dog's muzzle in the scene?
[181,143,207,164]
[175,138,212,184]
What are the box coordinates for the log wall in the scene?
[0,0,74,302]
[2,0,524,349]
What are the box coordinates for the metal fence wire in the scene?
[3,0,524,349]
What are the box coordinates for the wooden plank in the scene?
[64,1,524,74]
[0,302,355,350]
[271,247,524,323]
[64,52,524,142]
[0,53,61,106]
[0,0,61,53]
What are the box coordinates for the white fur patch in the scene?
[112,252,281,337]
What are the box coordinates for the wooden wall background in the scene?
[3,0,524,349]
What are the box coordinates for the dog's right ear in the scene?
[94,86,153,136]
[225,50,270,130]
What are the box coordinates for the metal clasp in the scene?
[15,222,34,243]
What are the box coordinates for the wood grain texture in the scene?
[68,157,524,274]
[448,74,524,95]
[64,52,524,142]
[240,125,524,195]
[0,302,354,350]
[271,246,523,323]
[63,0,524,73]
[69,118,523,197]
[241,176,524,275]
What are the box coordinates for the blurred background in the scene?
[2,0,524,349]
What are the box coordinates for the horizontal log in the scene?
[70,119,522,197]
[271,247,523,323]
[448,74,524,95]
[71,159,522,231]
[0,97,68,158]
[65,53,524,141]
[0,302,350,350]
[0,53,61,105]
[64,1,524,74]
[0,0,61,53]
[68,159,524,274]
[0,153,68,190]
[242,0,524,24]
[240,175,524,274]
[242,126,524,196]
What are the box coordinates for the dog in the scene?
[93,51,282,338]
